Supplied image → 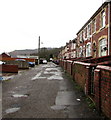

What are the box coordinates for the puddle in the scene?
[12,94,29,98]
[2,75,14,81]
[51,105,66,110]
[76,99,81,102]
[5,107,20,114]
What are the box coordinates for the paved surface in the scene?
[2,62,102,118]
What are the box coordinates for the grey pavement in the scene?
[2,62,102,118]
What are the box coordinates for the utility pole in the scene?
[38,36,40,64]
[38,36,40,54]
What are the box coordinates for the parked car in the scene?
[0,76,3,82]
[53,60,59,65]
[42,60,47,64]
[28,62,35,67]
[15,59,26,61]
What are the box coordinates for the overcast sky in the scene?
[0,0,105,54]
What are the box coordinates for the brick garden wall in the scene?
[94,66,111,118]
[65,60,73,75]
[1,64,18,73]
[73,62,87,90]
[59,59,111,119]
[0,57,35,62]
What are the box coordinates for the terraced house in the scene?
[77,0,111,59]
[59,0,111,119]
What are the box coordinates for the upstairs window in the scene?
[101,10,105,28]
[92,19,96,33]
[83,29,86,40]
[87,24,91,38]
[86,43,91,57]
[79,46,83,57]
[99,38,107,57]
[80,33,83,43]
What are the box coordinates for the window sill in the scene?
[100,26,105,31]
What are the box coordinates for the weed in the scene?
[86,97,96,109]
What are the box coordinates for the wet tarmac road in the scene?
[2,62,103,118]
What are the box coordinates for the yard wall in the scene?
[59,59,111,119]
[94,66,111,118]
[0,57,35,62]
[0,64,18,73]
[5,61,29,69]
[66,60,73,75]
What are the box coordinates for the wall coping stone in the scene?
[97,65,111,71]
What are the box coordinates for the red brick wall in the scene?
[94,66,111,118]
[59,59,111,119]
[72,62,91,91]
[0,57,35,62]
[92,6,109,58]
[63,60,67,71]
[66,60,73,75]
[82,55,111,64]
[1,64,18,73]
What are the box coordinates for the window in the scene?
[71,43,76,50]
[83,29,86,40]
[71,51,76,58]
[101,10,105,28]
[80,33,82,43]
[99,38,107,57]
[92,19,96,33]
[74,43,76,49]
[79,46,83,57]
[87,24,91,38]
[86,43,91,57]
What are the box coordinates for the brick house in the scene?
[77,0,111,58]
[58,38,77,60]
[0,52,11,58]
[59,1,111,118]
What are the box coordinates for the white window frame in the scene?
[101,10,105,28]
[86,42,91,57]
[99,38,107,57]
[92,19,96,34]
[79,46,83,57]
[87,24,91,38]
[80,32,82,42]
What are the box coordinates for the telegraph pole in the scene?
[38,36,40,54]
[38,36,40,64]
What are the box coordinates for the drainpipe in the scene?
[108,2,111,55]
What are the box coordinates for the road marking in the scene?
[31,72,46,80]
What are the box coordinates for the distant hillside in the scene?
[9,49,38,57]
